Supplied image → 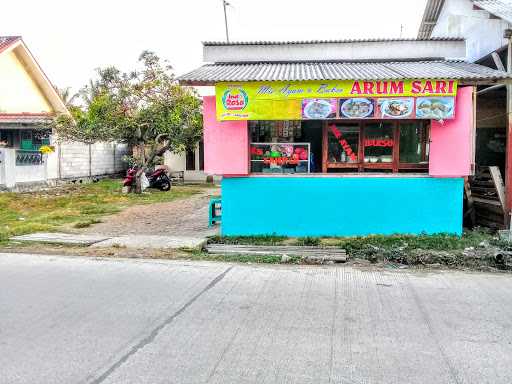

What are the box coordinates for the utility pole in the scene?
[223,0,230,42]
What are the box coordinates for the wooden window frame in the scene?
[322,120,429,174]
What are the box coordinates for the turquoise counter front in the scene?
[220,176,463,237]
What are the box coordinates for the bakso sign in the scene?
[215,80,458,121]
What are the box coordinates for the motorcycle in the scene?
[123,167,171,192]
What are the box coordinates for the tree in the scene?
[55,86,78,108]
[50,51,203,192]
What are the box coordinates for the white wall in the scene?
[431,0,511,62]
[0,148,46,188]
[15,163,46,184]
[0,50,52,113]
[164,150,186,172]
[204,40,466,63]
[164,148,216,182]
[0,148,6,186]
[1,142,129,190]
[55,141,129,179]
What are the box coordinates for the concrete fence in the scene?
[0,148,48,189]
[55,142,129,180]
[0,141,129,191]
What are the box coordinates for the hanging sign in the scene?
[215,80,458,120]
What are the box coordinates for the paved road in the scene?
[1,253,512,384]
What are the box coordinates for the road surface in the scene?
[1,253,512,384]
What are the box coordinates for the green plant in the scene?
[73,219,102,228]
[208,235,287,245]
[49,51,203,193]
[296,236,320,246]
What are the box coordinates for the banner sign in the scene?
[215,80,458,121]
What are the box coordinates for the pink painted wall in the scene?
[203,96,249,175]
[429,87,474,177]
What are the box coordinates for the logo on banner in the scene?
[222,88,248,110]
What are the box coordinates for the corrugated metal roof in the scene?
[418,0,445,39]
[203,37,462,46]
[418,0,512,39]
[178,60,511,85]
[472,0,512,24]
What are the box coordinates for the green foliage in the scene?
[209,230,504,267]
[296,236,320,246]
[208,235,287,245]
[334,230,494,253]
[184,250,302,264]
[73,219,102,228]
[49,51,203,167]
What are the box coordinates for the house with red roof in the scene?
[0,37,128,190]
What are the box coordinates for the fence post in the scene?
[88,143,92,178]
[1,149,16,188]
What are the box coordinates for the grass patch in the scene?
[296,236,321,246]
[79,205,120,215]
[331,230,498,252]
[0,179,211,245]
[208,235,287,245]
[73,219,102,229]
[208,229,510,268]
[211,230,499,250]
[184,249,302,264]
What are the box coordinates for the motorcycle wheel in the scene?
[159,180,171,191]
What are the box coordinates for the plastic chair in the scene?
[209,197,222,227]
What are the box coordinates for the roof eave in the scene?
[202,37,463,46]
[417,0,445,39]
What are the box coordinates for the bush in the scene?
[296,237,320,246]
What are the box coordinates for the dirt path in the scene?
[82,187,220,238]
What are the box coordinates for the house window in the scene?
[0,130,14,147]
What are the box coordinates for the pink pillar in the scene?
[429,87,474,177]
[203,96,249,176]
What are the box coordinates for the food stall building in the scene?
[179,38,511,236]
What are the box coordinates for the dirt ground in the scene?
[81,187,220,238]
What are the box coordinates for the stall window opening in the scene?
[249,121,322,174]
[249,120,429,174]
[323,121,429,173]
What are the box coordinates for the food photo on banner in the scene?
[416,97,455,120]
[302,98,337,119]
[338,98,375,119]
[376,97,415,119]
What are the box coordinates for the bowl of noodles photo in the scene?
[416,97,454,120]
[340,98,374,118]
[379,98,413,118]
[302,99,336,119]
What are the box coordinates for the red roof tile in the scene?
[0,36,21,54]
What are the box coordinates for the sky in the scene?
[2,0,428,93]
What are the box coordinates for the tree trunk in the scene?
[134,168,144,194]
[132,142,146,194]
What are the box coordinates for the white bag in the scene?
[140,172,150,191]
